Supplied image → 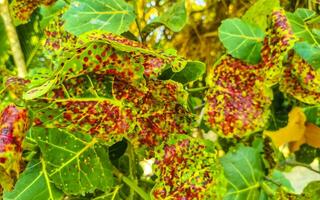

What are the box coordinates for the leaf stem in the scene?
[187,86,208,92]
[113,168,151,200]
[0,0,27,78]
[285,160,320,174]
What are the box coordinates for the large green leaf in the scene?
[29,128,114,195]
[218,18,265,64]
[152,0,187,32]
[220,146,266,200]
[242,0,280,30]
[3,159,63,200]
[302,181,320,199]
[294,8,317,21]
[62,0,136,36]
[294,42,320,70]
[287,12,320,45]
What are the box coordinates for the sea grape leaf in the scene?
[261,9,297,86]
[143,0,187,35]
[62,0,136,36]
[280,55,320,104]
[81,32,188,73]
[205,56,272,137]
[294,8,317,21]
[287,12,320,45]
[218,18,265,64]
[112,79,192,150]
[294,42,320,70]
[301,181,320,199]
[152,135,226,199]
[0,105,29,191]
[10,0,57,25]
[39,0,67,29]
[159,61,206,84]
[3,159,64,200]
[30,127,114,195]
[242,0,280,30]
[220,145,266,200]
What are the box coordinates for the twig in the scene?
[113,167,151,200]
[286,160,320,174]
[0,0,27,78]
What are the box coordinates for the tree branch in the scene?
[0,0,27,78]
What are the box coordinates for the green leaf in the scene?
[264,170,294,192]
[40,0,67,29]
[287,12,320,45]
[242,0,280,30]
[302,181,320,199]
[294,8,317,21]
[220,145,266,200]
[3,159,63,200]
[0,18,9,65]
[159,61,206,84]
[62,0,136,36]
[218,18,265,64]
[30,128,114,195]
[294,42,320,70]
[304,106,320,126]
[153,0,187,32]
[23,78,58,100]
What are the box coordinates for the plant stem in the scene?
[0,0,27,78]
[187,86,208,92]
[285,160,320,174]
[113,168,151,200]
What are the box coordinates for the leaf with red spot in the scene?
[10,0,57,25]
[28,74,133,145]
[112,79,192,151]
[0,105,29,190]
[280,55,320,105]
[260,9,297,86]
[152,135,226,199]
[205,56,273,137]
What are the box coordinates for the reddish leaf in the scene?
[152,135,225,199]
[0,105,29,190]
[10,0,57,24]
[260,9,297,86]
[205,56,272,137]
[113,79,192,150]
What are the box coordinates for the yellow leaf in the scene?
[264,107,306,147]
[305,123,320,148]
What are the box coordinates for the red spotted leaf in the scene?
[113,79,192,150]
[10,0,57,25]
[152,135,225,199]
[280,56,320,105]
[205,9,296,137]
[260,9,297,86]
[0,105,29,190]
[205,56,272,137]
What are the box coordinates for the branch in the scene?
[286,160,320,174]
[0,0,27,78]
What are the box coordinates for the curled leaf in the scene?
[261,9,297,86]
[0,105,29,190]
